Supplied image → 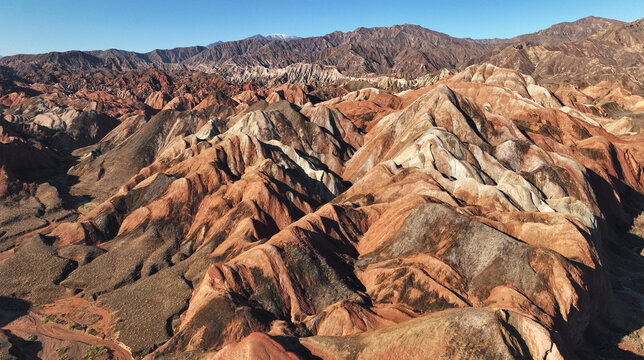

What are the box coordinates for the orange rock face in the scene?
[145,91,170,110]
[325,87,403,131]
[266,83,310,106]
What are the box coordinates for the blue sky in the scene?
[1,0,642,56]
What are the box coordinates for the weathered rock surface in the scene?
[1,38,644,359]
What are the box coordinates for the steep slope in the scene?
[144,65,644,359]
[591,16,644,51]
[509,16,623,46]
[484,17,644,94]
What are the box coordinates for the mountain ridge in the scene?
[1,17,629,79]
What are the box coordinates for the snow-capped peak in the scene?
[246,34,301,41]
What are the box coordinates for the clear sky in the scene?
[1,0,642,56]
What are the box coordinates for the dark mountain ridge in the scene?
[1,16,643,92]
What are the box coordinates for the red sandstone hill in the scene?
[0,62,643,359]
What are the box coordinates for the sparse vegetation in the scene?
[56,345,69,354]
[42,314,62,324]
[86,327,97,335]
[82,345,109,359]
[68,322,82,330]
[77,203,95,212]
[23,334,37,341]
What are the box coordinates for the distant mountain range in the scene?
[1,16,643,93]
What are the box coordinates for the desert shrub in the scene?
[82,345,109,359]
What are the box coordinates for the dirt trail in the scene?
[3,312,133,359]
